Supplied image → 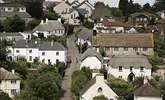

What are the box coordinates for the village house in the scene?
[53,1,80,25]
[153,65,165,80]
[79,48,103,70]
[94,17,137,34]
[107,55,152,81]
[70,0,94,17]
[92,33,154,56]
[75,26,93,46]
[33,18,65,37]
[80,74,118,100]
[0,68,20,98]
[0,3,32,21]
[7,40,67,64]
[134,81,162,100]
[0,32,31,41]
[127,12,157,27]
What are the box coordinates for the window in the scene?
[11,89,17,95]
[133,47,138,51]
[119,66,122,72]
[143,48,148,51]
[56,59,59,63]
[56,52,59,56]
[119,75,122,79]
[110,99,114,100]
[42,52,45,56]
[48,59,51,64]
[97,87,102,93]
[71,14,73,19]
[114,47,119,51]
[11,80,16,84]
[8,50,11,53]
[0,80,1,84]
[29,50,32,53]
[16,50,19,53]
[140,66,144,72]
[8,7,12,10]
[29,56,32,61]
[124,47,128,51]
[130,66,133,71]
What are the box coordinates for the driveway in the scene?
[60,35,79,100]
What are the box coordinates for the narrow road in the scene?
[60,35,79,100]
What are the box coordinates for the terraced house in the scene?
[92,33,154,56]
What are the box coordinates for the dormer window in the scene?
[140,66,144,72]
[11,80,16,84]
[97,87,103,93]
[119,66,122,72]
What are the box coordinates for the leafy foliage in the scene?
[27,19,40,30]
[71,68,92,98]
[93,95,108,100]
[0,92,12,100]
[3,16,25,32]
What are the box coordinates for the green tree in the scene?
[27,19,40,30]
[93,95,108,100]
[24,0,44,19]
[64,24,74,35]
[0,92,12,100]
[43,11,60,20]
[4,16,25,32]
[0,20,4,32]
[154,0,165,10]
[143,3,152,11]
[119,0,128,16]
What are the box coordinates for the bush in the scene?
[27,19,40,30]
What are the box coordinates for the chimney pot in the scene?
[12,69,15,74]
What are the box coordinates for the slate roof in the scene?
[75,26,93,41]
[92,33,154,48]
[0,68,20,80]
[109,55,152,69]
[80,48,103,62]
[13,40,65,50]
[0,11,32,18]
[134,83,162,97]
[129,12,156,18]
[0,32,22,37]
[33,20,65,32]
[0,3,24,7]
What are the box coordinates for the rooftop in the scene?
[0,68,20,80]
[109,55,152,69]
[134,83,162,97]
[92,33,154,48]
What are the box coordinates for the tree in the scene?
[0,20,4,32]
[143,3,152,11]
[24,0,44,19]
[64,24,74,35]
[27,19,40,30]
[93,95,108,100]
[43,11,60,20]
[0,92,12,100]
[119,0,129,16]
[3,15,25,32]
[154,0,165,10]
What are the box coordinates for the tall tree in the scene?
[154,0,165,10]
[3,15,25,32]
[0,21,4,32]
[119,0,129,16]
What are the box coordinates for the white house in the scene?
[75,26,93,46]
[33,19,65,37]
[108,55,152,81]
[79,48,103,70]
[70,0,94,17]
[0,3,32,21]
[92,33,154,56]
[80,75,118,100]
[157,10,165,19]
[0,68,20,98]
[53,1,80,25]
[7,40,67,65]
[134,82,162,100]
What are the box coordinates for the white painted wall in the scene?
[95,47,154,56]
[0,80,20,98]
[80,76,118,100]
[7,47,67,64]
[134,96,162,100]
[80,56,102,70]
[77,38,91,46]
[108,66,152,81]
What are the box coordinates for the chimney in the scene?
[41,20,44,24]
[46,18,48,23]
[143,76,148,84]
[96,75,104,82]
[12,69,15,74]
[51,41,54,46]
[58,18,62,23]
